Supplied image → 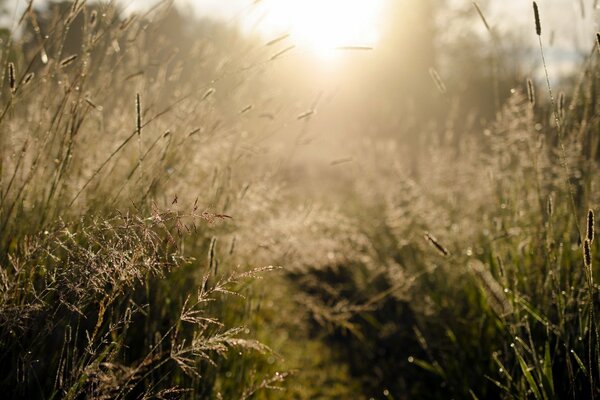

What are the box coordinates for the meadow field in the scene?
[1,0,600,398]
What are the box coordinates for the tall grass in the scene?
[0,2,288,398]
[3,1,600,399]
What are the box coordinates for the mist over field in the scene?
[1,0,600,399]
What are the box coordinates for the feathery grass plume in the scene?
[527,78,535,105]
[584,239,592,268]
[7,62,15,93]
[587,209,595,243]
[533,2,541,36]
[59,54,78,68]
[23,72,34,85]
[596,32,600,54]
[428,67,447,94]
[472,2,491,32]
[424,232,450,256]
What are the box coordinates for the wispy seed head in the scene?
[533,2,541,36]
[587,209,595,243]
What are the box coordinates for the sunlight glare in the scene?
[248,0,385,59]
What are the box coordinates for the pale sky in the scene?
[4,0,599,74]
[176,0,599,55]
[6,0,598,48]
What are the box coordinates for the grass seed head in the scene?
[558,91,565,119]
[136,93,142,135]
[7,62,15,92]
[587,209,595,243]
[533,2,541,36]
[584,239,592,268]
[527,78,535,105]
[425,232,450,256]
[90,10,98,27]
[23,72,34,85]
[60,54,78,68]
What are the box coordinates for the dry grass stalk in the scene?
[472,2,491,32]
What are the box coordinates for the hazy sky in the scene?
[6,0,598,47]
[4,0,598,74]
[172,0,599,52]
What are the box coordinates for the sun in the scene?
[246,0,385,59]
